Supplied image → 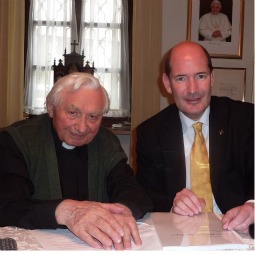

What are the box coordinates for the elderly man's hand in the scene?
[55,199,141,250]
[111,203,142,250]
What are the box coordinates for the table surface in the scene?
[0,212,254,251]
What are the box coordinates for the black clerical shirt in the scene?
[52,126,89,201]
[0,126,152,229]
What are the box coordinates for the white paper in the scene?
[31,222,162,250]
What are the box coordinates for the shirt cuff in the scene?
[245,200,255,204]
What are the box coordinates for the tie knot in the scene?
[192,122,203,133]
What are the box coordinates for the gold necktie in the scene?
[191,122,213,212]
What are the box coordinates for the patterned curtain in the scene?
[80,0,130,117]
[24,0,77,114]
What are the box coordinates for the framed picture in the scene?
[212,67,246,101]
[187,0,244,58]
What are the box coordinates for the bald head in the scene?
[164,41,213,77]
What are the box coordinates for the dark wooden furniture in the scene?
[52,40,95,83]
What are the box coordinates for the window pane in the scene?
[25,0,74,112]
[33,26,71,65]
[33,0,72,21]
[81,0,123,111]
[84,0,121,23]
[83,27,120,68]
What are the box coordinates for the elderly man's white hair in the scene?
[211,0,221,7]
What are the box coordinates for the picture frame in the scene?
[212,67,246,101]
[187,0,244,58]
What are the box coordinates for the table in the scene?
[0,213,254,251]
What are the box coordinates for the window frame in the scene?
[24,0,133,126]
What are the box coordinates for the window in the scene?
[24,0,130,117]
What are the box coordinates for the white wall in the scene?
[161,0,254,109]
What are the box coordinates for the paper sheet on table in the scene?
[151,212,250,251]
[31,222,162,250]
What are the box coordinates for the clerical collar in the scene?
[62,142,76,150]
[50,120,76,150]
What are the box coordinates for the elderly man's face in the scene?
[211,3,221,15]
[49,86,105,147]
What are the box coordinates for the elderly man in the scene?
[199,0,232,41]
[0,73,152,250]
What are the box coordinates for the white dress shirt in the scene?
[179,106,222,214]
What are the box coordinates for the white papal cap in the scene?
[211,0,221,7]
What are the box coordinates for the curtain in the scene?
[80,0,130,117]
[120,0,130,116]
[0,0,24,128]
[24,0,77,114]
[130,0,162,169]
[131,0,162,129]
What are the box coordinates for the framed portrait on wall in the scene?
[187,0,244,58]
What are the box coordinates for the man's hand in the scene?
[172,188,206,216]
[222,203,254,233]
[55,199,141,250]
[111,204,142,250]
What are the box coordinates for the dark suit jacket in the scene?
[136,96,254,213]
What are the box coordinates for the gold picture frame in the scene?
[187,0,244,59]
[212,67,246,101]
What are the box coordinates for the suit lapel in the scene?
[209,97,227,193]
[159,106,186,190]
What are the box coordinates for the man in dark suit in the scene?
[135,41,254,234]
